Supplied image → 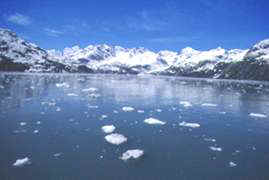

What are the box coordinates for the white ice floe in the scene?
[179,121,200,128]
[120,149,144,161]
[102,125,116,134]
[36,121,41,125]
[56,107,61,111]
[137,110,145,113]
[82,87,98,92]
[67,93,78,97]
[105,133,127,145]
[229,161,237,167]
[156,109,162,112]
[56,82,70,88]
[20,122,27,126]
[201,103,217,107]
[249,113,267,118]
[180,101,192,107]
[53,153,62,157]
[209,146,222,152]
[101,115,108,119]
[13,157,31,167]
[144,118,166,125]
[122,106,135,112]
[33,130,39,134]
[88,105,98,109]
[204,138,216,142]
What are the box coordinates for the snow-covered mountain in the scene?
[1,28,269,81]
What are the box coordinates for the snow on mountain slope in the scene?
[244,39,269,61]
[1,28,269,80]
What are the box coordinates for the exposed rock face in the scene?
[1,28,269,81]
[0,28,69,72]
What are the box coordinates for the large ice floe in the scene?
[179,121,200,128]
[13,157,31,167]
[249,113,267,118]
[122,106,135,112]
[144,118,166,125]
[105,133,127,145]
[102,125,116,134]
[120,149,144,161]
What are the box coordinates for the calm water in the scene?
[1,73,269,180]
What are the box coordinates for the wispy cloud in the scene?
[44,28,64,37]
[6,13,31,26]
[125,10,168,32]
[148,36,200,43]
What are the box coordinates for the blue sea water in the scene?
[1,73,269,180]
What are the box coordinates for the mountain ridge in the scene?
[1,28,269,81]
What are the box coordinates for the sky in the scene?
[0,0,269,52]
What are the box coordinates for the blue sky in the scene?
[0,0,268,51]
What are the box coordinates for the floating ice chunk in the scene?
[53,153,62,157]
[82,87,98,92]
[249,113,267,118]
[122,106,135,112]
[204,138,216,142]
[105,133,127,145]
[56,82,70,88]
[36,121,41,125]
[67,93,78,97]
[229,161,237,167]
[156,109,162,112]
[120,149,144,161]
[144,118,166,125]
[33,130,39,134]
[180,101,192,107]
[209,146,222,152]
[13,157,31,167]
[101,115,108,119]
[179,121,200,128]
[202,103,217,107]
[56,107,61,111]
[102,125,116,134]
[88,105,98,109]
[20,122,26,126]
[137,110,145,113]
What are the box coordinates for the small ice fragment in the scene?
[82,88,98,92]
[67,93,78,97]
[156,109,162,112]
[88,93,100,98]
[120,149,144,161]
[56,107,61,111]
[179,121,200,128]
[144,118,166,125]
[249,113,267,118]
[33,130,39,134]
[105,133,127,145]
[229,161,237,167]
[36,121,41,125]
[20,122,26,126]
[102,125,116,134]
[53,153,62,157]
[204,138,216,142]
[122,106,135,112]
[56,82,70,88]
[101,115,108,119]
[180,101,192,107]
[88,105,98,109]
[137,110,145,113]
[113,110,119,114]
[13,157,31,167]
[202,103,217,107]
[209,146,222,152]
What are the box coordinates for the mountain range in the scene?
[1,28,269,81]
